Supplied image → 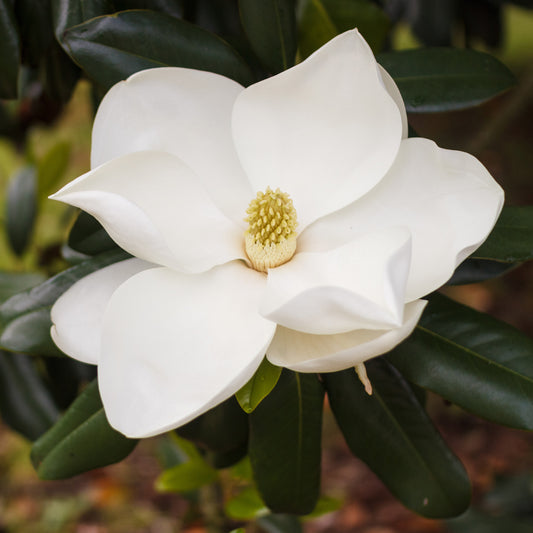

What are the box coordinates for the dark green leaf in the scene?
[473,206,533,262]
[0,350,59,440]
[403,0,454,47]
[176,396,248,454]
[297,0,389,59]
[210,442,248,469]
[249,370,324,515]
[0,249,129,356]
[112,0,183,17]
[236,357,282,413]
[52,0,113,41]
[256,514,303,533]
[239,0,297,73]
[31,380,137,479]
[67,211,118,256]
[387,293,533,430]
[0,272,46,304]
[378,48,516,112]
[37,141,71,200]
[448,258,517,285]
[324,360,470,518]
[6,166,37,257]
[63,10,254,90]
[0,0,21,99]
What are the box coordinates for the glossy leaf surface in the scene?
[324,360,470,518]
[249,370,324,515]
[236,358,282,413]
[31,380,137,479]
[473,206,533,262]
[0,350,59,440]
[67,211,118,256]
[62,10,254,89]
[239,0,297,73]
[387,293,533,430]
[378,48,515,112]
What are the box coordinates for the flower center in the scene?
[244,187,298,272]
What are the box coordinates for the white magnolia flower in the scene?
[50,30,503,438]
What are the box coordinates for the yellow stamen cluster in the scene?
[244,187,298,272]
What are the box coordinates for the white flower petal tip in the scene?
[97,262,275,438]
[51,151,245,274]
[266,300,427,373]
[260,227,412,335]
[50,258,154,365]
[232,29,402,229]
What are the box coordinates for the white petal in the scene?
[299,138,504,301]
[51,151,245,273]
[50,258,154,365]
[378,65,408,139]
[91,67,251,222]
[267,300,427,373]
[98,262,276,438]
[260,228,411,335]
[232,29,402,229]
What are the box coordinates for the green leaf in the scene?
[0,0,21,99]
[176,396,248,455]
[323,360,470,518]
[225,486,268,520]
[387,293,533,430]
[473,206,533,262]
[52,0,113,41]
[0,350,59,440]
[249,370,324,515]
[236,358,282,413]
[156,460,218,493]
[31,380,137,479]
[239,0,297,73]
[62,10,254,90]
[67,211,117,256]
[297,0,389,59]
[37,141,71,200]
[6,166,37,257]
[0,249,129,356]
[0,271,46,304]
[378,48,516,112]
[256,514,303,533]
[448,258,517,285]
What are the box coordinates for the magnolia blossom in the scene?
[50,30,503,438]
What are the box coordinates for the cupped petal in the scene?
[51,151,245,273]
[91,67,251,222]
[267,300,427,373]
[260,227,412,335]
[98,262,276,438]
[51,258,154,365]
[378,65,408,139]
[232,29,402,229]
[299,138,504,301]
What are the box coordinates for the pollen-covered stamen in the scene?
[244,187,298,272]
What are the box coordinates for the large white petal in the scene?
[260,228,411,335]
[232,29,402,229]
[378,65,408,139]
[267,300,427,372]
[51,151,245,273]
[299,138,504,301]
[98,262,276,438]
[91,67,251,222]
[51,258,154,365]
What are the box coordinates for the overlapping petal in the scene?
[299,138,504,301]
[51,258,154,364]
[260,228,412,334]
[91,67,251,222]
[378,65,408,139]
[51,151,245,273]
[232,29,402,229]
[98,262,276,438]
[267,300,427,372]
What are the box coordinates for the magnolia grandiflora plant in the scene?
[48,29,503,439]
